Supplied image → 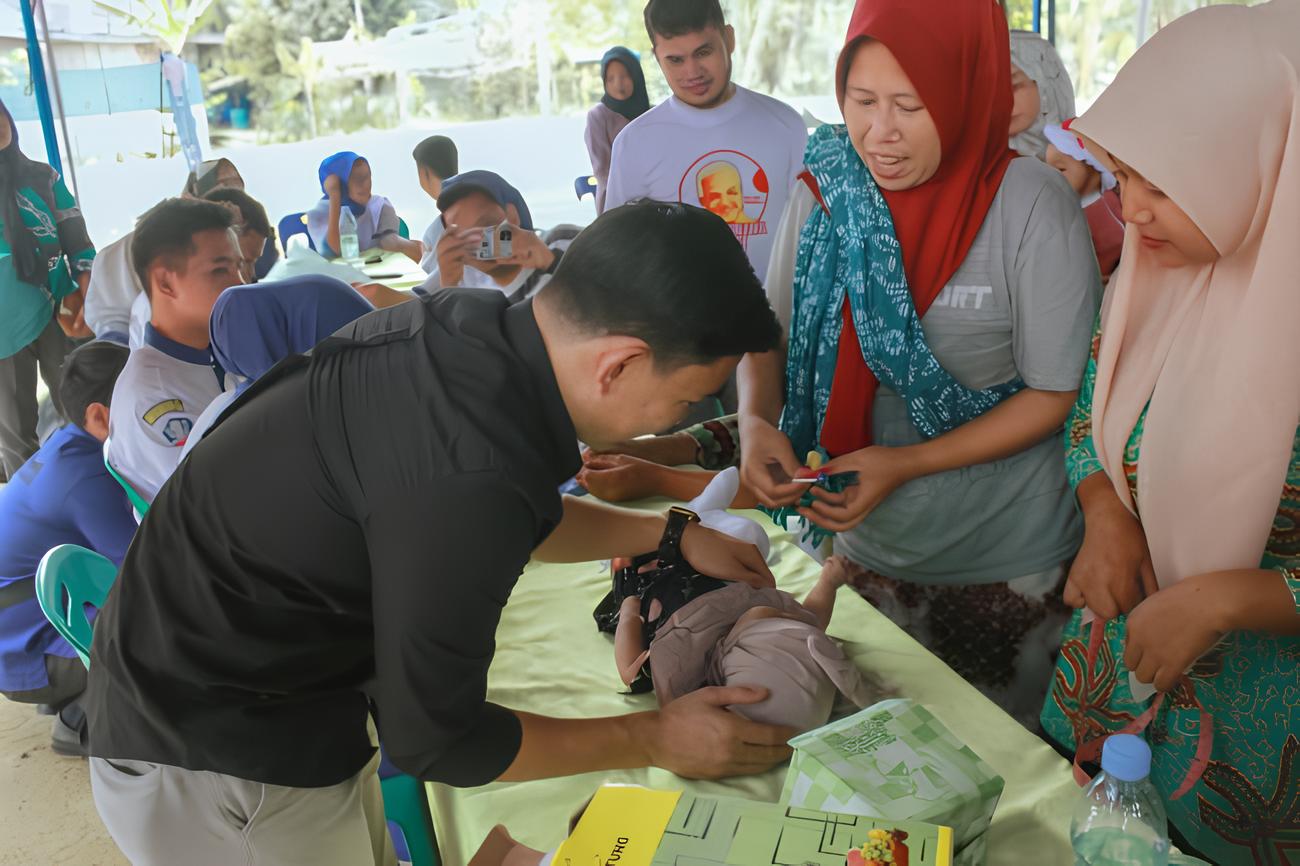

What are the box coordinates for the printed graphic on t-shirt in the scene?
[679,150,769,249]
[931,284,994,310]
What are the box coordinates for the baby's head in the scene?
[1044,121,1117,199]
[708,614,871,734]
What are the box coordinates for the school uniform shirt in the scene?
[83,233,142,345]
[84,291,582,788]
[0,425,136,692]
[419,215,444,273]
[106,324,225,504]
[603,86,808,282]
[766,158,1101,583]
[127,291,150,350]
[306,197,401,257]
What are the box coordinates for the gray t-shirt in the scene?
[766,157,1101,584]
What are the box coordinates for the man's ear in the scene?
[82,402,111,442]
[591,336,653,397]
[150,262,179,300]
[723,24,736,55]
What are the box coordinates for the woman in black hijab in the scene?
[584,46,651,214]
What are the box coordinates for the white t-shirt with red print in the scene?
[604,85,808,282]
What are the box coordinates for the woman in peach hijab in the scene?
[1040,2,1299,861]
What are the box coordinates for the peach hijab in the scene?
[1078,0,1300,588]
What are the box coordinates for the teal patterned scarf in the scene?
[768,126,1023,545]
[780,124,1024,459]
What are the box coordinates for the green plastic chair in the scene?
[35,544,117,669]
[397,217,411,240]
[103,438,149,518]
[379,762,440,866]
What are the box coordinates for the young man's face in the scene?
[580,353,739,449]
[652,25,736,109]
[156,228,244,335]
[418,165,443,201]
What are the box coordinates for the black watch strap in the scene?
[657,506,699,564]
[544,247,564,275]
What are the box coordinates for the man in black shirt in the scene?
[84,202,788,866]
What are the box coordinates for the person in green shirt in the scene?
[0,98,95,480]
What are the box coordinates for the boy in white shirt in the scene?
[107,199,243,504]
[412,135,459,274]
[603,0,808,282]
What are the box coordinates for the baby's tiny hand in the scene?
[820,555,859,589]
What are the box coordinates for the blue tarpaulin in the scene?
[1,60,205,122]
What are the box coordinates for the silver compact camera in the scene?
[475,221,514,260]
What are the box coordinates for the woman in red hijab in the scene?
[738,0,1100,723]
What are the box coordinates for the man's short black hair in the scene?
[412,135,459,180]
[203,187,272,241]
[542,201,780,369]
[58,341,129,431]
[130,198,235,298]
[644,0,727,45]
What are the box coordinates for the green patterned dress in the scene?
[1041,323,1300,865]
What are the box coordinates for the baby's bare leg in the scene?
[614,596,651,686]
[802,555,857,629]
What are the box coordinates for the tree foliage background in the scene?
[199,0,1258,142]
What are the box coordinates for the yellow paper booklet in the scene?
[553,785,954,866]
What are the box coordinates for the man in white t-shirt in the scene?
[107,199,243,504]
[603,0,808,283]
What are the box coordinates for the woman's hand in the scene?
[323,174,341,199]
[1063,474,1158,619]
[679,522,774,588]
[796,446,914,532]
[738,415,805,508]
[1124,574,1226,692]
[577,453,664,502]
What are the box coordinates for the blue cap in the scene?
[1101,734,1152,782]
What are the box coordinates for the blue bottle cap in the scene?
[1101,734,1152,782]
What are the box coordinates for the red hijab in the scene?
[820,0,1018,456]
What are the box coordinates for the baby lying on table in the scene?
[614,554,872,733]
[597,468,876,733]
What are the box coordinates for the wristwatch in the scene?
[658,505,700,564]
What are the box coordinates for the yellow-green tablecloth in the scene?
[426,506,1082,865]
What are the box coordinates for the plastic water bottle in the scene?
[1071,734,1171,865]
[338,208,360,260]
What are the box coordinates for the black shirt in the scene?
[84,292,581,788]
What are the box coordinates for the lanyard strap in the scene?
[1071,617,1213,800]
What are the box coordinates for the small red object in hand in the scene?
[845,850,866,866]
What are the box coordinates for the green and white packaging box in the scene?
[781,699,1005,866]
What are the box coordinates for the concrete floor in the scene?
[0,697,125,865]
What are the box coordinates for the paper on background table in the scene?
[264,246,427,291]
[426,501,1083,866]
